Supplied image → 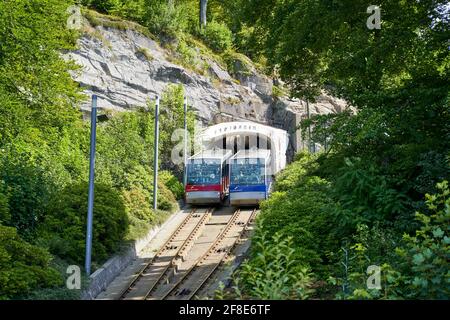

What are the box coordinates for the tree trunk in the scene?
[200,0,208,28]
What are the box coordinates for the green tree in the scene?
[0,0,84,130]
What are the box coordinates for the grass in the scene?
[125,209,172,242]
[82,9,157,41]
[272,85,288,98]
[80,25,112,49]
[222,50,255,78]
[225,96,242,105]
[164,38,212,76]
[211,77,222,88]
[135,47,154,61]
[184,35,227,70]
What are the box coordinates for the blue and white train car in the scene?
[229,150,272,206]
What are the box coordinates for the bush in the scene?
[0,225,62,299]
[393,181,450,299]
[81,0,123,14]
[38,183,129,266]
[273,152,318,192]
[22,256,89,300]
[329,224,400,300]
[0,155,57,240]
[121,186,168,240]
[159,171,184,200]
[258,175,337,273]
[237,233,314,299]
[334,181,450,300]
[176,39,198,68]
[201,21,233,53]
[155,181,178,212]
[143,1,189,39]
[332,157,409,233]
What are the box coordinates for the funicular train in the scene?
[184,148,273,206]
[185,149,233,204]
[229,150,272,206]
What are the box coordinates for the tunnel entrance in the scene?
[199,121,288,175]
[217,135,272,154]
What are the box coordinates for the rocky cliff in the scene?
[65,16,347,160]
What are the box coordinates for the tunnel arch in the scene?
[197,121,289,175]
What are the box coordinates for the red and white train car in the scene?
[185,149,232,204]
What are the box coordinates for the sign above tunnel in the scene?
[210,123,259,136]
[199,121,289,174]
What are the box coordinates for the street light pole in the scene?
[183,96,188,187]
[153,96,160,211]
[306,100,314,153]
[85,95,97,276]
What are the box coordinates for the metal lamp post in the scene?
[183,96,188,187]
[85,95,97,276]
[153,96,160,211]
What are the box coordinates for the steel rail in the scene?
[160,208,255,300]
[141,209,212,299]
[184,208,256,300]
[119,208,210,299]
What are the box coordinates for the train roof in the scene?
[188,149,233,161]
[230,149,271,160]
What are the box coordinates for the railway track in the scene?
[159,208,257,300]
[120,207,213,300]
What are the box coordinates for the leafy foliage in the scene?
[122,186,157,240]
[155,84,195,178]
[236,153,449,299]
[237,232,314,299]
[159,171,184,200]
[394,181,450,299]
[332,158,409,232]
[228,0,449,300]
[38,183,128,266]
[142,0,195,39]
[0,184,10,224]
[200,21,233,53]
[0,225,62,299]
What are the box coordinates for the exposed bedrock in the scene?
[65,25,348,161]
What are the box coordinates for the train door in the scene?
[225,161,230,193]
[220,162,224,199]
[264,158,268,199]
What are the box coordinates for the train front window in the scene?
[187,159,221,185]
[231,158,265,185]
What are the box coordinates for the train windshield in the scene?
[231,158,265,185]
[187,159,221,185]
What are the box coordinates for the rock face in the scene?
[65,24,347,161]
